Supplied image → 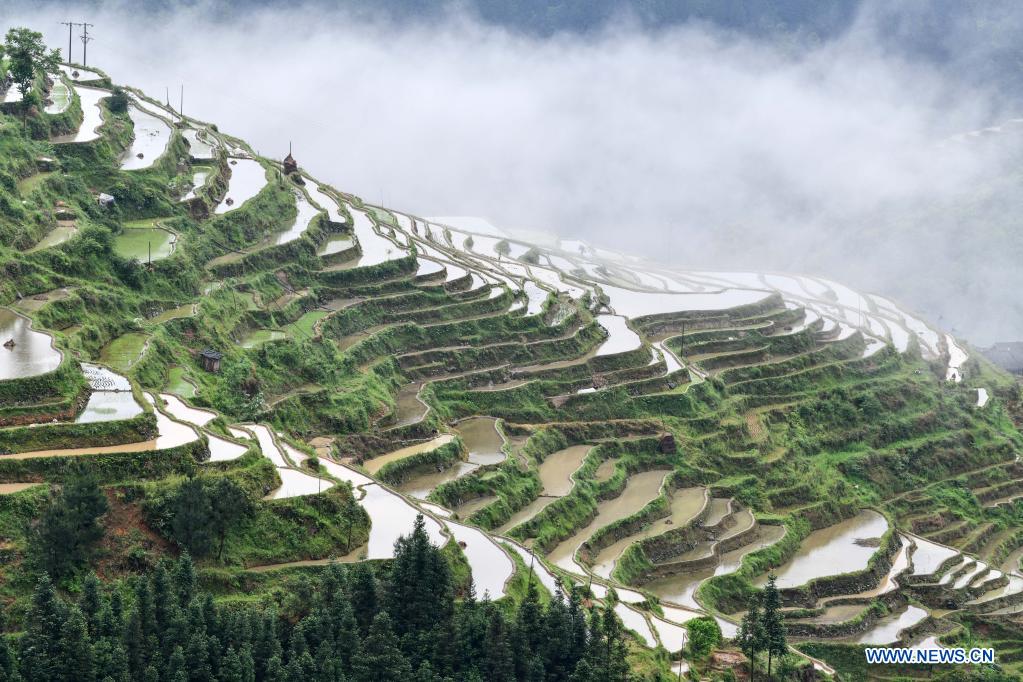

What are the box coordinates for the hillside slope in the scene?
[2,58,1023,679]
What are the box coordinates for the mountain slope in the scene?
[1,57,1023,679]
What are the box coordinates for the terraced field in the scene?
[2,60,1022,679]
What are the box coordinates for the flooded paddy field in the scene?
[546,469,669,573]
[216,159,268,214]
[44,76,70,114]
[455,417,506,465]
[114,222,177,261]
[120,103,173,170]
[0,308,61,380]
[273,190,322,245]
[345,205,407,267]
[754,510,887,589]
[589,487,707,578]
[51,85,107,143]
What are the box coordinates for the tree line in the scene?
[2,515,638,682]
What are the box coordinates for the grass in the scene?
[15,171,55,196]
[164,366,197,398]
[239,329,285,349]
[283,310,328,339]
[99,332,150,372]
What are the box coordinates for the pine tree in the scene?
[169,477,215,556]
[151,563,174,640]
[737,594,764,682]
[220,646,243,682]
[348,564,378,634]
[238,644,256,682]
[483,606,515,682]
[414,660,438,682]
[567,588,588,666]
[166,645,187,682]
[173,554,197,608]
[351,613,412,682]
[30,471,109,579]
[312,639,340,682]
[761,575,787,680]
[513,579,544,679]
[186,630,214,682]
[264,656,285,682]
[18,574,66,682]
[330,599,359,673]
[601,605,630,682]
[93,637,128,682]
[82,573,104,636]
[453,595,487,673]
[56,607,94,682]
[541,588,575,678]
[568,658,593,682]
[385,514,453,663]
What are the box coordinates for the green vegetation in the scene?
[5,517,633,682]
[3,28,60,111]
[0,28,1021,681]
[26,467,107,580]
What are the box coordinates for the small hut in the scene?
[199,348,223,373]
[282,152,298,175]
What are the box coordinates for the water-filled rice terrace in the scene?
[2,60,1023,677]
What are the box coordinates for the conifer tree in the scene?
[56,607,94,682]
[386,514,453,659]
[18,574,66,682]
[351,612,412,682]
[167,646,187,682]
[761,575,787,679]
[737,593,765,682]
[173,553,197,609]
[30,471,109,579]
[601,605,630,682]
[484,607,515,682]
[220,646,243,682]
[82,573,103,636]
[513,578,544,678]
[348,564,378,634]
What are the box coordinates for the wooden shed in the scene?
[199,348,223,373]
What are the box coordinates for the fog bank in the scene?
[7,1,1023,344]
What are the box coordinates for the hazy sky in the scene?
[7,1,1023,344]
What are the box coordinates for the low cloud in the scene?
[8,1,1022,344]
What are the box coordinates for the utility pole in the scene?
[60,21,76,64]
[79,23,94,67]
[180,85,184,120]
[677,629,687,681]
